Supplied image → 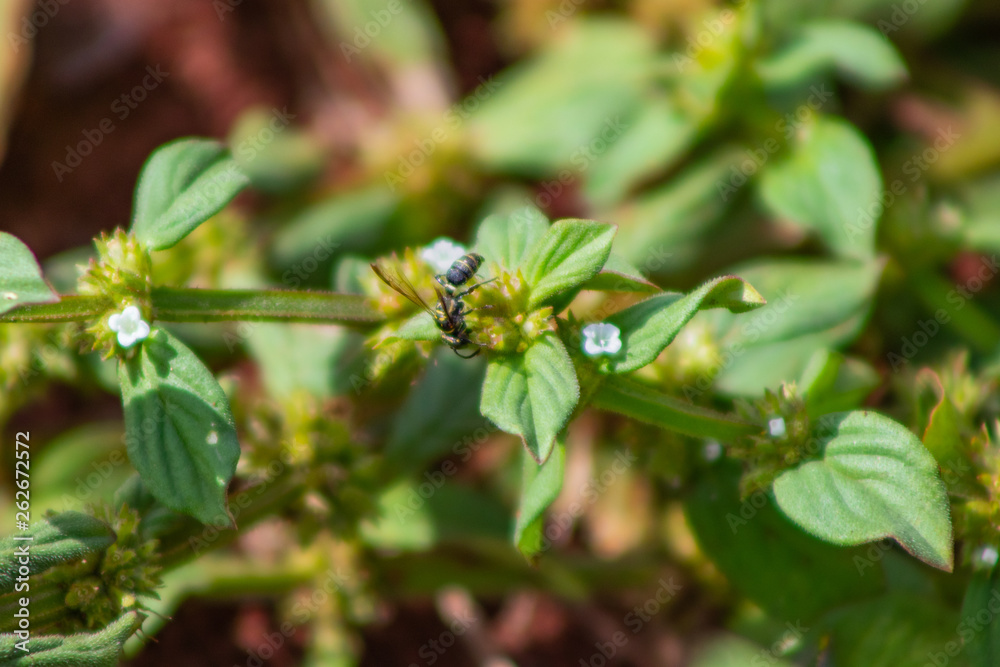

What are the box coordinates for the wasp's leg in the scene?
[452,277,499,299]
[460,304,495,316]
[434,275,453,294]
[442,333,486,359]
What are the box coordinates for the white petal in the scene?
[768,417,786,438]
[108,313,122,331]
[583,338,603,356]
[117,330,138,348]
[702,441,722,461]
[121,305,141,323]
[594,323,615,338]
[977,546,999,568]
[604,336,622,354]
[133,320,151,341]
[421,238,467,273]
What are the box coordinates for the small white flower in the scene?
[976,545,999,569]
[108,305,151,348]
[703,440,722,462]
[768,417,786,438]
[582,322,622,357]
[420,237,467,273]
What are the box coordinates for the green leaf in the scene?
[269,185,399,270]
[466,20,653,175]
[521,220,617,310]
[606,275,765,374]
[922,390,963,465]
[227,107,324,194]
[612,149,740,268]
[118,328,240,525]
[582,98,698,208]
[823,594,966,667]
[386,348,487,468]
[514,438,566,558]
[961,565,1000,667]
[703,258,883,396]
[360,481,511,551]
[759,117,883,260]
[773,411,953,571]
[908,269,1000,354]
[0,233,58,315]
[380,312,439,343]
[473,205,550,271]
[685,463,885,622]
[799,349,880,416]
[591,375,758,442]
[315,0,447,68]
[31,423,130,513]
[757,20,908,90]
[577,252,659,293]
[691,636,794,667]
[920,387,979,499]
[245,323,354,400]
[131,138,250,251]
[480,334,579,463]
[0,512,115,593]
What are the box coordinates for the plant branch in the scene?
[151,287,385,324]
[0,295,110,322]
[591,375,760,442]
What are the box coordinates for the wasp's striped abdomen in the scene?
[444,253,484,286]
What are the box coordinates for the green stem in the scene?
[0,474,304,634]
[592,375,759,442]
[0,288,387,326]
[151,287,384,324]
[155,474,305,571]
[0,296,110,322]
[909,269,1000,354]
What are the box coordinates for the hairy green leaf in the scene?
[381,312,439,343]
[480,334,579,463]
[0,611,140,666]
[131,138,250,251]
[578,252,659,293]
[0,232,58,315]
[474,205,550,271]
[606,275,765,373]
[0,512,114,593]
[521,220,616,310]
[773,411,953,571]
[118,328,240,525]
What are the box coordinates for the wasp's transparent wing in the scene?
[371,257,434,313]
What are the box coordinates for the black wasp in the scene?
[371,252,494,358]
